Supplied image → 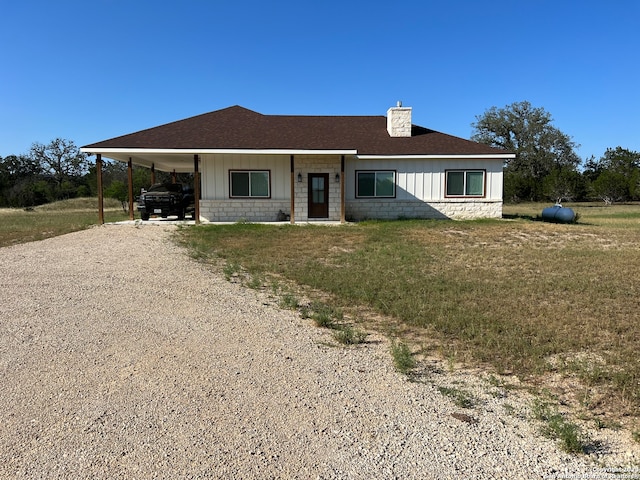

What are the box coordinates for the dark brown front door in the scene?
[308,173,329,218]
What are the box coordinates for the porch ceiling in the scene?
[84,150,197,173]
[81,148,358,173]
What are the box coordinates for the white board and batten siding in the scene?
[198,153,504,221]
[345,157,504,220]
[199,153,291,222]
[345,157,503,201]
[200,154,503,201]
[200,153,291,200]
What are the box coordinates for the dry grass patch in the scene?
[178,207,640,429]
[0,198,128,248]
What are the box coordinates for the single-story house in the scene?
[82,104,514,223]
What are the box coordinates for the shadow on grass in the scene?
[503,213,590,225]
[502,213,540,221]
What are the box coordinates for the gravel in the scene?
[0,224,634,479]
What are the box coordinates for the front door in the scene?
[308,173,329,218]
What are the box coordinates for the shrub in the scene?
[223,262,240,281]
[246,275,264,290]
[531,399,587,454]
[438,386,476,409]
[309,301,342,328]
[391,341,415,375]
[333,326,367,345]
[312,311,333,328]
[278,292,299,310]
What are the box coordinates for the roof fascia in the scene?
[356,154,516,160]
[81,148,358,155]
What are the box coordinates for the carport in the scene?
[85,150,202,225]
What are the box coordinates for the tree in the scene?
[84,160,157,199]
[104,180,129,212]
[543,167,586,203]
[588,147,640,204]
[0,154,46,207]
[471,101,581,201]
[581,155,601,183]
[29,138,89,200]
[0,154,43,179]
[591,170,628,205]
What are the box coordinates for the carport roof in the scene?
[82,105,512,170]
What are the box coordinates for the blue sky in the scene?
[1,0,638,162]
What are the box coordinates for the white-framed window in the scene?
[229,170,271,198]
[356,170,396,198]
[445,170,485,197]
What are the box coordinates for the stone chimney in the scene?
[386,101,412,137]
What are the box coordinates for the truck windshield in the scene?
[148,184,182,193]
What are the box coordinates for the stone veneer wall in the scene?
[293,156,342,222]
[200,199,502,222]
[386,106,412,137]
[200,200,291,222]
[346,199,502,221]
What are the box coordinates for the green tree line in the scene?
[0,138,189,209]
[472,101,640,204]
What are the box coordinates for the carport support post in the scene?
[96,154,104,225]
[127,157,134,220]
[151,163,156,185]
[194,155,200,224]
[290,155,295,224]
[340,155,345,223]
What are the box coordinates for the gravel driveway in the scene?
[0,224,620,478]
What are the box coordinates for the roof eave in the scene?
[80,147,359,156]
[356,153,516,160]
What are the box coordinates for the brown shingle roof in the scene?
[83,105,508,156]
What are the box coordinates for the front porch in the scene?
[198,154,345,223]
[90,152,347,225]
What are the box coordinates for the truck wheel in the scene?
[177,208,185,220]
[141,213,150,221]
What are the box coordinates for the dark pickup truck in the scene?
[137,183,196,221]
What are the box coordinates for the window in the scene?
[446,170,485,197]
[230,170,270,198]
[356,171,396,198]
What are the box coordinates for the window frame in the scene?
[445,169,486,198]
[355,170,397,198]
[229,170,271,199]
